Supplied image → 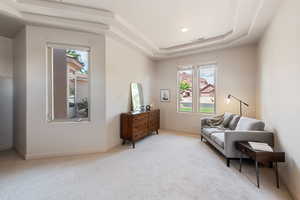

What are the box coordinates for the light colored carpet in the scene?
[0,130,292,200]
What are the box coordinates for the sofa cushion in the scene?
[222,112,234,128]
[235,117,265,131]
[211,132,224,148]
[202,127,224,138]
[228,115,240,130]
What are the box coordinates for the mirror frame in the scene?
[130,82,144,112]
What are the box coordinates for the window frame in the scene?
[177,62,217,115]
[197,64,217,114]
[46,42,91,123]
[177,67,194,113]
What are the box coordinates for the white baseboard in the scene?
[159,129,199,135]
[24,149,106,160]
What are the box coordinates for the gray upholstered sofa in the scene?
[200,113,274,167]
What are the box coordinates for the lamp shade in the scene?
[226,94,231,104]
[226,98,231,104]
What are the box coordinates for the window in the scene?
[47,44,90,121]
[178,68,193,112]
[177,64,216,114]
[198,65,216,113]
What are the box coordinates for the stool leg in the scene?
[239,157,242,172]
[269,162,273,168]
[256,161,260,188]
[227,158,230,167]
[275,162,279,188]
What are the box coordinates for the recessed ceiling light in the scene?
[181,28,189,33]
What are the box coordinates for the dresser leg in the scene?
[132,141,135,149]
[122,140,126,145]
[156,130,159,135]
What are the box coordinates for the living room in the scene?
[0,0,299,199]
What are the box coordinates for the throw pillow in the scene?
[235,117,265,131]
[222,112,233,128]
[206,114,224,127]
[228,115,241,130]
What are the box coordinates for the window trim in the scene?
[197,64,217,114]
[177,62,217,114]
[46,43,91,123]
[177,68,194,113]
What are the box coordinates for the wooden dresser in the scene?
[120,109,160,148]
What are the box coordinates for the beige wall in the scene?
[105,36,156,149]
[155,45,258,133]
[0,36,13,151]
[257,0,300,199]
[12,25,156,158]
[21,26,106,159]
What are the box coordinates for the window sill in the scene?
[47,118,90,124]
[177,111,216,116]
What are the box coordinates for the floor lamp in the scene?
[226,94,249,116]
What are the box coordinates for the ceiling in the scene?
[0,0,282,59]
[62,0,238,48]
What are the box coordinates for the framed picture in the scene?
[160,89,170,102]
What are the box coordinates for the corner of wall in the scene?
[12,27,27,156]
[0,36,14,151]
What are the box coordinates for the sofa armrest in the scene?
[224,130,274,158]
[200,117,213,128]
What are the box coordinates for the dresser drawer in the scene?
[132,118,148,127]
[132,113,148,121]
[132,132,145,140]
[132,125,148,134]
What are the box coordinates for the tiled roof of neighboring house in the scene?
[200,84,215,94]
[180,72,192,83]
[67,56,84,71]
[199,78,208,88]
[180,72,208,86]
[67,56,88,83]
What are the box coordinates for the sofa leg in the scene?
[227,158,230,167]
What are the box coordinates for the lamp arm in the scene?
[230,95,249,107]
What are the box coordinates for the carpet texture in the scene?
[0,130,292,200]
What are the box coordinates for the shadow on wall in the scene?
[0,77,13,150]
[106,114,122,148]
[283,153,300,199]
[273,128,300,200]
[106,86,132,150]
